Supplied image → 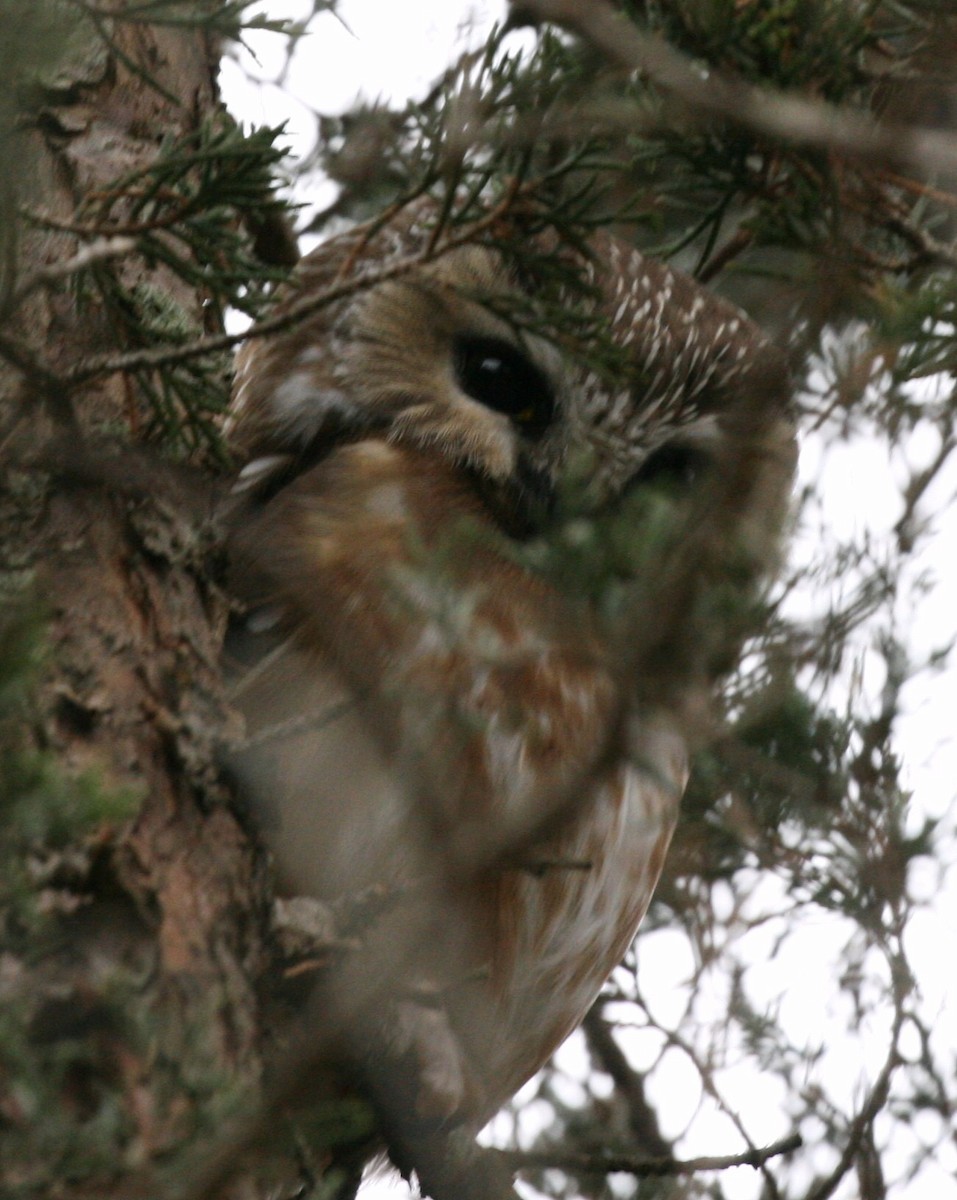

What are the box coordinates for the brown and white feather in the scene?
[225,203,793,1123]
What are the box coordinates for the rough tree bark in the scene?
[0,11,270,1193]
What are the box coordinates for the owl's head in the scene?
[227,205,793,537]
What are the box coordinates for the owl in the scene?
[224,202,794,1131]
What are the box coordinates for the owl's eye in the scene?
[453,336,555,439]
[628,442,710,492]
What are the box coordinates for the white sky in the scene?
[220,6,957,1198]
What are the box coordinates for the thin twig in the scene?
[501,1131,803,1178]
[633,984,786,1200]
[5,236,137,311]
[804,962,906,1200]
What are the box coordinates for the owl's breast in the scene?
[477,729,685,1111]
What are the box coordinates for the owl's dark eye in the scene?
[453,336,555,439]
[627,442,711,492]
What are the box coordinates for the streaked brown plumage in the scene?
[225,203,793,1124]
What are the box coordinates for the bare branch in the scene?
[501,1131,804,1178]
[805,983,906,1200]
[582,1006,673,1159]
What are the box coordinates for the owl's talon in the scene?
[389,997,482,1124]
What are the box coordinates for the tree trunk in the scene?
[0,10,268,1192]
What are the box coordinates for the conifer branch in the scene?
[508,0,957,178]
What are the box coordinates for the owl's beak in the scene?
[468,451,556,540]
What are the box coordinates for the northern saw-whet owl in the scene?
[224,202,794,1128]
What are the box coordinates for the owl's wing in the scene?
[227,633,409,898]
[225,436,687,1119]
[226,435,643,895]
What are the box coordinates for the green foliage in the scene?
[605,0,915,275]
[0,599,137,937]
[878,273,957,382]
[633,0,876,96]
[521,458,685,592]
[679,671,851,878]
[0,599,152,1190]
[76,120,293,320]
[0,924,257,1193]
[18,117,295,457]
[302,0,956,425]
[0,987,136,1187]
